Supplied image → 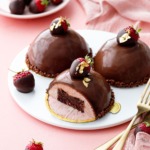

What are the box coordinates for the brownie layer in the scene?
[58,88,84,113]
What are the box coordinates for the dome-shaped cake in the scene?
[94,26,150,87]
[46,57,114,123]
[26,17,91,77]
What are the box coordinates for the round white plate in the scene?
[0,0,70,19]
[8,30,145,130]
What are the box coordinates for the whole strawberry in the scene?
[117,26,141,47]
[9,0,26,15]
[51,0,63,5]
[29,0,49,13]
[13,70,35,93]
[134,121,150,135]
[70,56,93,79]
[50,17,70,35]
[25,139,43,150]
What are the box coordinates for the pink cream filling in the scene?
[48,84,96,122]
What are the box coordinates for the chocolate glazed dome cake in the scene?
[26,17,92,78]
[94,26,150,87]
[46,57,114,123]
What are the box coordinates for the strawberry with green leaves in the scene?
[69,56,93,79]
[25,139,43,150]
[50,17,70,35]
[117,26,141,47]
[29,0,49,13]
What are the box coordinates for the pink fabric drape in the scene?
[78,0,150,45]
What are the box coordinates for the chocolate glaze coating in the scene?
[94,38,150,86]
[48,69,114,118]
[26,29,91,77]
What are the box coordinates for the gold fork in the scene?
[95,78,150,150]
[112,78,150,150]
[95,112,149,150]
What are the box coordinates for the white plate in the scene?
[8,30,145,130]
[0,0,70,19]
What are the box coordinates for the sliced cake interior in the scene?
[47,83,96,122]
[46,68,114,123]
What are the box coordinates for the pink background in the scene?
[0,0,128,149]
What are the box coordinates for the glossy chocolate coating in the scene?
[48,69,112,117]
[94,38,150,84]
[27,29,91,77]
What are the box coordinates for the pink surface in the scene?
[0,0,144,149]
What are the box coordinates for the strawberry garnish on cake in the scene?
[117,26,141,46]
[70,56,93,88]
[50,17,70,35]
[70,56,93,79]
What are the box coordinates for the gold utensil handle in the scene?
[113,79,150,150]
[112,115,137,149]
[95,112,149,150]
[95,131,123,150]
[95,121,139,150]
